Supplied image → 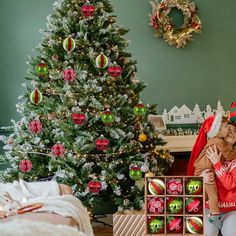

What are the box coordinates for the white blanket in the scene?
[0,218,88,236]
[0,180,94,236]
[29,195,94,236]
[0,179,60,201]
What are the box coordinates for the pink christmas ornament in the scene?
[19,160,32,173]
[63,68,76,82]
[166,178,183,195]
[51,143,65,157]
[147,197,164,214]
[29,120,42,134]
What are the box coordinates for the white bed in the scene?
[0,218,87,236]
[0,180,94,236]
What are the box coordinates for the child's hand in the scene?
[206,145,221,165]
[200,169,215,184]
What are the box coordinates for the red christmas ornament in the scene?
[167,216,183,233]
[81,2,95,17]
[166,178,183,195]
[29,120,42,134]
[51,143,65,157]
[147,197,164,214]
[19,160,32,173]
[63,68,76,82]
[108,64,122,77]
[185,197,202,214]
[95,136,109,151]
[71,113,86,125]
[88,180,102,193]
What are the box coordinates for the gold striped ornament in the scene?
[95,53,109,69]
[30,88,43,105]
[63,36,76,53]
[186,216,203,234]
[148,178,165,195]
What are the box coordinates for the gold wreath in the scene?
[150,0,201,48]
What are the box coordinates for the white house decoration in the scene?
[162,100,225,125]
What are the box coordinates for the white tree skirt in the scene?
[0,219,88,236]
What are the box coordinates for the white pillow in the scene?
[0,179,60,202]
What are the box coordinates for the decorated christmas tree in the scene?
[0,0,173,212]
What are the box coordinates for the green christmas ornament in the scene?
[35,62,49,78]
[148,217,164,234]
[133,102,147,116]
[129,165,142,180]
[167,197,183,214]
[101,109,114,125]
[186,179,203,195]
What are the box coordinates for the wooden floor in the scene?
[94,226,113,236]
[92,214,113,236]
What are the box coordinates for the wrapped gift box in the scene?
[113,211,145,236]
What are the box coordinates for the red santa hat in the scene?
[230,102,236,123]
[187,113,223,176]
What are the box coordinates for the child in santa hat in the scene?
[187,113,236,230]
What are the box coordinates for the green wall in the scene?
[0,0,236,127]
